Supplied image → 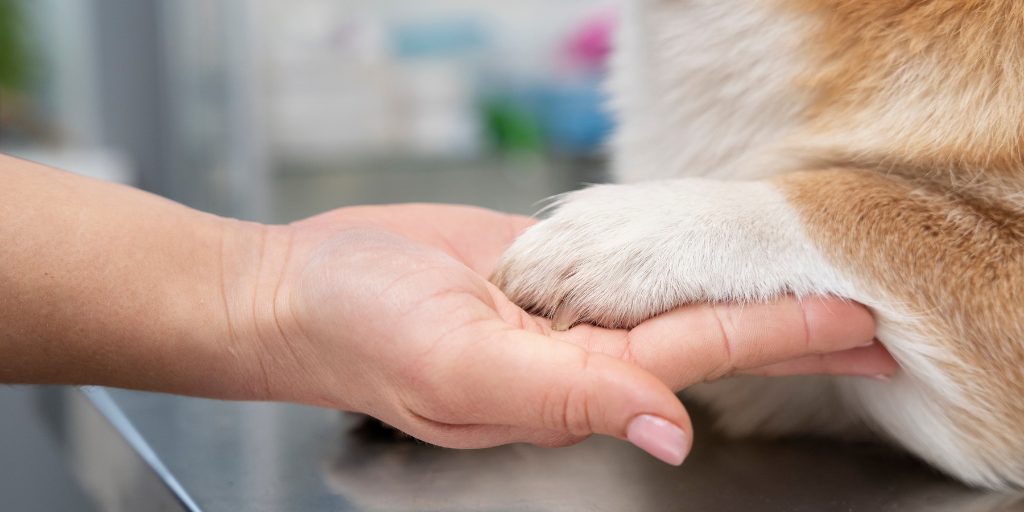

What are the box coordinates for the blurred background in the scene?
[0,0,617,221]
[0,0,618,509]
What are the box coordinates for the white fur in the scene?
[495,0,1024,488]
[497,180,853,326]
[608,0,810,183]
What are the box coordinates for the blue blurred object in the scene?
[537,78,613,153]
[391,17,487,59]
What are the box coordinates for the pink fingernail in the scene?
[870,374,891,382]
[627,414,688,466]
[857,339,877,348]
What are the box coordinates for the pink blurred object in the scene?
[564,7,618,72]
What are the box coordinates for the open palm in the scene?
[256,204,893,463]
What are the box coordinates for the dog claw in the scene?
[551,302,579,332]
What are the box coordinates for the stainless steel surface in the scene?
[35,387,196,512]
[34,386,1024,512]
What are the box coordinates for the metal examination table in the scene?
[33,386,1024,512]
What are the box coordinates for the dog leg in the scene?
[492,169,1024,488]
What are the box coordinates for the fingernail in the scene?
[857,339,877,348]
[869,374,891,382]
[627,414,688,466]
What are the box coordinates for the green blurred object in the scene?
[481,96,545,156]
[0,0,30,92]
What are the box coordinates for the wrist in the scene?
[217,219,300,402]
[0,154,314,401]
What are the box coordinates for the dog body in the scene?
[493,0,1024,488]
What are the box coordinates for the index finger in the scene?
[553,296,876,391]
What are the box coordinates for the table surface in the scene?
[35,386,1024,512]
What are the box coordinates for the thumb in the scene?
[409,323,694,465]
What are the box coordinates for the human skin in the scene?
[0,153,896,463]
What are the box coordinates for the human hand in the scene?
[0,155,894,465]
[235,204,895,464]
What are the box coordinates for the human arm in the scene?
[0,153,895,463]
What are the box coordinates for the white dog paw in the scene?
[491,179,846,330]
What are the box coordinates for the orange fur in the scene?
[774,2,1024,475]
[781,0,1024,175]
[776,169,1024,473]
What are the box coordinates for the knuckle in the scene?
[705,305,736,380]
[563,386,594,435]
[796,299,813,351]
[543,354,597,435]
[620,332,639,365]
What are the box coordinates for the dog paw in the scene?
[491,179,842,330]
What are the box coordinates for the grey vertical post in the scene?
[92,0,171,196]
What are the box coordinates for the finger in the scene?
[408,320,694,465]
[552,296,875,391]
[385,419,589,450]
[736,340,898,379]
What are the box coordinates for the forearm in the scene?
[0,154,270,399]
